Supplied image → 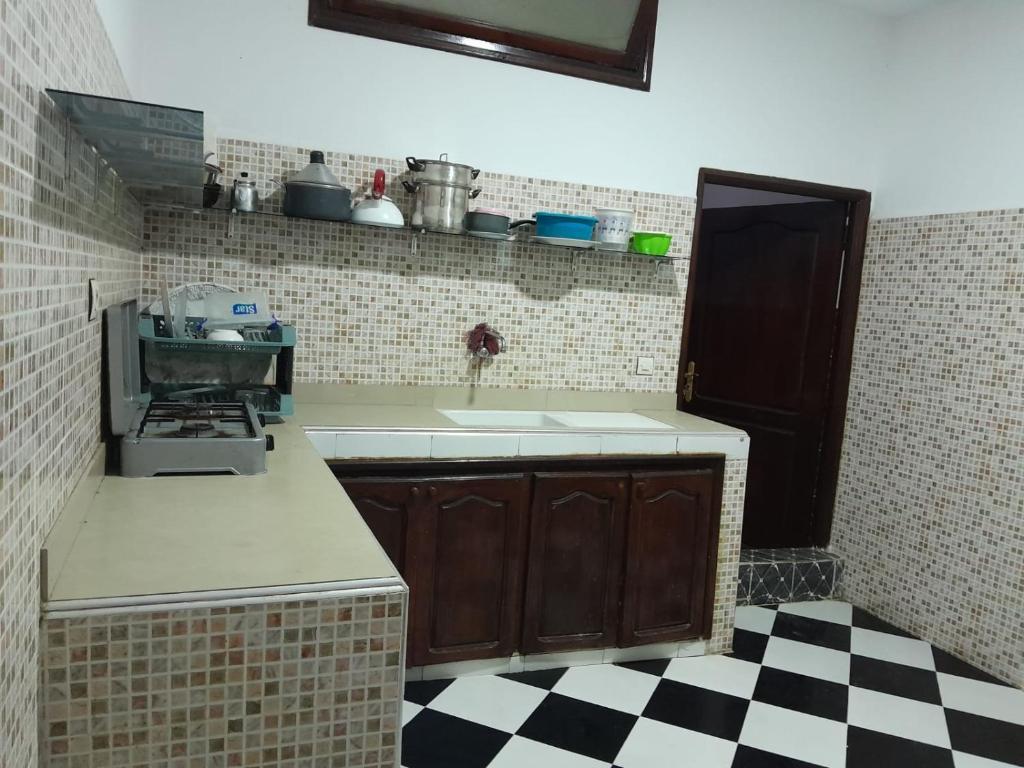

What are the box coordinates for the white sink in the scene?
[440,410,564,428]
[553,412,675,431]
[439,409,675,431]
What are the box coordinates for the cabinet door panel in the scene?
[521,474,628,653]
[340,479,417,575]
[620,470,717,646]
[412,476,529,666]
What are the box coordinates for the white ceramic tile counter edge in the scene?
[305,427,749,461]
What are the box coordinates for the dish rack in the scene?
[138,313,296,417]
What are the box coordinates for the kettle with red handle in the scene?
[351,169,405,228]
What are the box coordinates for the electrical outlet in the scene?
[88,279,100,321]
[635,356,655,376]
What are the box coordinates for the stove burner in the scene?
[138,401,256,439]
[177,421,215,437]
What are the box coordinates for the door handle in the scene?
[681,361,699,403]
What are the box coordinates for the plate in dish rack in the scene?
[530,236,597,249]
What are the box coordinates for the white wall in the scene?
[96,0,891,203]
[877,0,1024,216]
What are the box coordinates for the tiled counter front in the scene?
[707,458,748,654]
[40,591,407,767]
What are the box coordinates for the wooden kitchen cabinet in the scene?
[334,456,723,666]
[619,470,719,646]
[340,478,420,576]
[521,473,629,653]
[408,475,530,667]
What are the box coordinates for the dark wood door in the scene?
[340,478,420,576]
[620,470,716,646]
[409,476,529,666]
[521,474,629,654]
[682,201,848,547]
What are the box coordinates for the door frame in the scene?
[677,168,871,547]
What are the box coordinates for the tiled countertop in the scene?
[296,403,749,461]
[44,386,746,611]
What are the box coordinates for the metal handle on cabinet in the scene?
[428,486,437,498]
[410,486,420,498]
[635,481,646,497]
[681,361,699,403]
[617,481,625,492]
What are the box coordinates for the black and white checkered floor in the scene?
[401,601,1023,768]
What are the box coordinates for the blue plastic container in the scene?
[534,211,599,241]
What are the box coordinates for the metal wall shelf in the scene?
[150,204,683,275]
[48,88,679,275]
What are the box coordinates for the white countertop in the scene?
[44,390,746,610]
[44,420,399,607]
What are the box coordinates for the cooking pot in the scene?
[464,209,534,236]
[406,153,480,187]
[203,152,222,209]
[281,150,351,222]
[403,179,481,233]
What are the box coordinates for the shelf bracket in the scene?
[411,233,418,257]
[571,249,582,275]
[226,209,236,239]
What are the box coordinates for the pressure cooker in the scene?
[403,154,482,234]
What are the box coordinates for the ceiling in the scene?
[827,0,953,16]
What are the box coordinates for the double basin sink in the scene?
[439,409,675,431]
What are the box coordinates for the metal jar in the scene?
[403,179,481,233]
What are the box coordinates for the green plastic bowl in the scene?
[631,231,673,256]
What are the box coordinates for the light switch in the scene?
[636,356,655,376]
[88,279,100,321]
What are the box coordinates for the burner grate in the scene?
[139,402,256,439]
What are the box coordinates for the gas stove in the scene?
[121,401,273,477]
[106,300,277,477]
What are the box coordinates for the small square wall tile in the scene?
[39,591,407,766]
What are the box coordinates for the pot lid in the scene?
[288,150,346,189]
[411,153,475,171]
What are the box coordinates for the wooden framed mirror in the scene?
[308,0,659,90]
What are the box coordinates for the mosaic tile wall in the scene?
[707,458,747,655]
[0,0,142,764]
[832,209,1024,687]
[39,591,407,767]
[142,138,694,393]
